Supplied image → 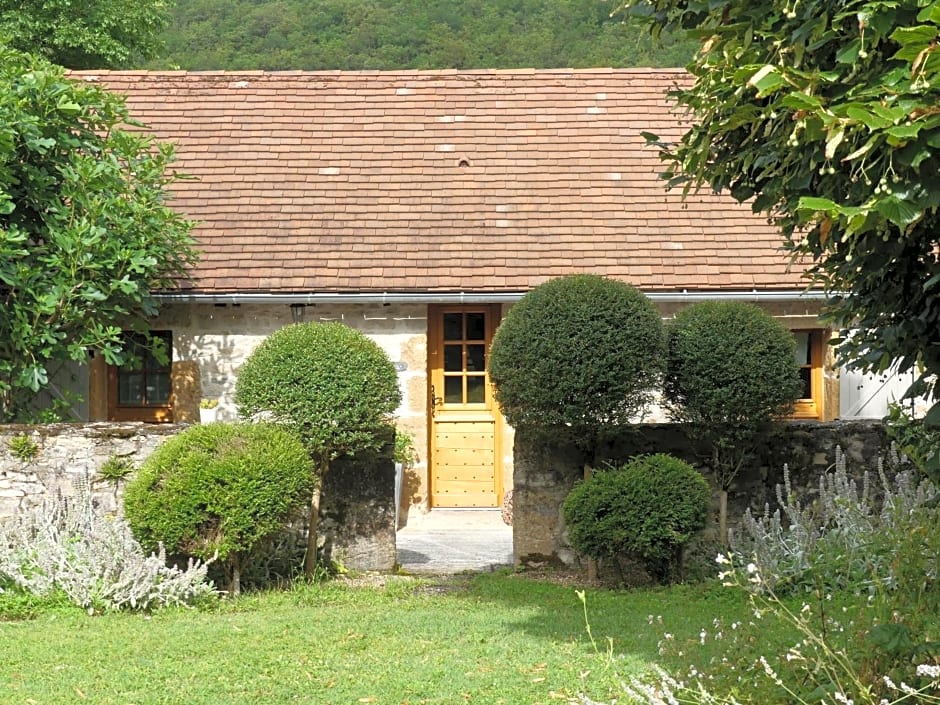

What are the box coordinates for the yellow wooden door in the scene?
[428,305,502,508]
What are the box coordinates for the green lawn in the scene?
[0,571,757,705]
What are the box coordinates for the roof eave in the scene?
[154,289,830,306]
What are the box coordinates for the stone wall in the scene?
[512,420,887,568]
[0,423,397,572]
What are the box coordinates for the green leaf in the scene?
[56,99,81,114]
[924,401,940,429]
[747,65,786,96]
[835,40,860,64]
[874,196,922,227]
[797,196,840,213]
[890,26,940,61]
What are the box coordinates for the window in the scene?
[791,329,825,420]
[107,331,173,422]
[441,311,489,405]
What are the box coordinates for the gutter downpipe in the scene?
[154,290,832,306]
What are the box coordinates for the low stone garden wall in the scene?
[0,423,396,572]
[512,420,889,570]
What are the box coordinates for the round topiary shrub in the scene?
[664,301,802,486]
[664,301,802,429]
[234,321,401,576]
[562,453,709,583]
[489,274,664,446]
[235,322,401,462]
[124,422,313,594]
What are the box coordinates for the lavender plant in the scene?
[575,448,940,705]
[610,556,940,705]
[729,446,938,594]
[0,478,215,612]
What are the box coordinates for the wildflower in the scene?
[834,692,854,705]
[759,656,783,686]
[900,682,916,695]
[746,563,757,574]
[916,664,940,679]
[883,676,897,691]
[716,553,730,565]
[699,629,707,645]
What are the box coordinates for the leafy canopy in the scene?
[625,0,940,422]
[489,274,664,449]
[0,0,172,68]
[234,322,401,465]
[152,0,696,71]
[0,49,196,422]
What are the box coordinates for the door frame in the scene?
[427,303,504,508]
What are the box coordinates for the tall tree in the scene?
[626,0,940,424]
[0,50,197,421]
[0,0,172,68]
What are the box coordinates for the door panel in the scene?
[429,305,502,508]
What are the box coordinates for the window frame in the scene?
[107,330,174,423]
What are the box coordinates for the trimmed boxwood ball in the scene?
[664,300,803,429]
[234,322,401,461]
[562,453,709,583]
[489,274,664,440]
[123,422,313,595]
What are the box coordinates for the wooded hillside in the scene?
[153,0,695,70]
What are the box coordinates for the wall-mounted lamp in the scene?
[289,303,306,323]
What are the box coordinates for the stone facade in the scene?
[512,420,888,569]
[95,302,436,512]
[0,423,397,572]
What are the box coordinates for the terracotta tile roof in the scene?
[72,69,810,295]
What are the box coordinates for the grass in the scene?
[0,571,763,705]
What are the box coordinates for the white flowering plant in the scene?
[576,449,940,705]
[0,477,216,614]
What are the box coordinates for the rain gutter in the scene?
[155,290,831,306]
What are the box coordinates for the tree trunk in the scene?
[231,553,241,596]
[718,489,729,547]
[304,458,329,579]
[584,462,597,581]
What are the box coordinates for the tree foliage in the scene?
[234,321,401,577]
[625,0,940,422]
[235,322,401,464]
[664,301,803,490]
[124,422,313,595]
[151,0,696,70]
[0,50,196,422]
[0,0,172,68]
[489,274,664,452]
[562,453,709,582]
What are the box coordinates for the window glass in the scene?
[444,376,463,404]
[117,331,172,408]
[798,368,812,400]
[467,376,486,403]
[794,331,811,366]
[119,373,144,405]
[465,313,486,340]
[467,344,485,371]
[444,345,463,372]
[443,313,463,341]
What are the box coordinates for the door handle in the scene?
[430,384,443,415]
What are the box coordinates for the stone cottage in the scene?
[53,68,900,517]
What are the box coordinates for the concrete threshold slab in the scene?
[396,509,513,574]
